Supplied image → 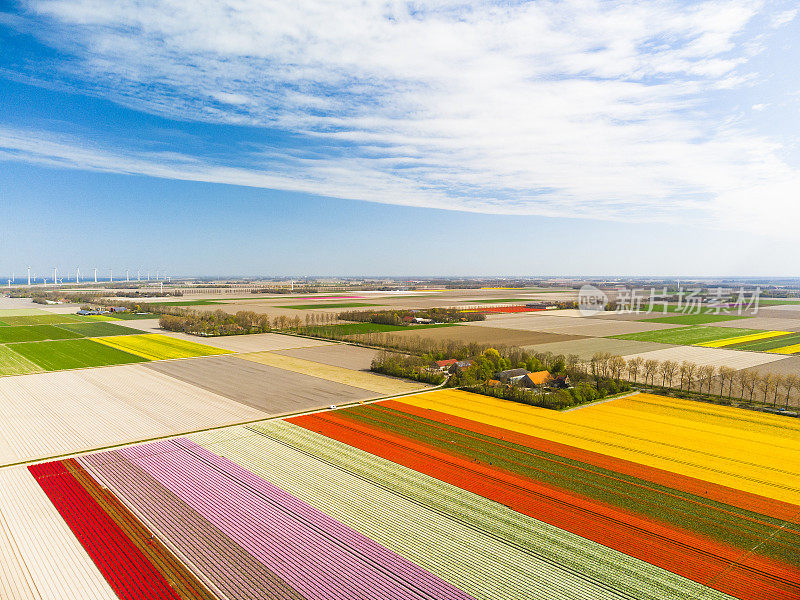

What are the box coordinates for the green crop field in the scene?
[0,346,43,376]
[640,314,750,325]
[0,314,86,326]
[727,332,800,352]
[55,322,146,337]
[613,326,764,345]
[285,302,381,309]
[0,325,83,343]
[11,338,148,371]
[757,299,800,306]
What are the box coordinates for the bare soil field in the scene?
[738,356,800,378]
[622,346,786,371]
[363,325,588,347]
[526,338,675,359]
[237,352,426,395]
[180,332,335,353]
[144,355,374,413]
[274,344,380,370]
[0,364,266,466]
[468,314,681,337]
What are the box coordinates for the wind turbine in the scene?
[27,266,31,286]
[53,267,58,287]
[137,270,140,282]
[156,270,159,280]
[126,269,129,283]
[76,267,80,284]
[94,268,98,283]
[147,271,150,281]
[109,269,113,283]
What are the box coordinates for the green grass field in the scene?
[0,325,83,343]
[613,326,764,345]
[726,332,800,352]
[639,314,750,325]
[55,322,146,337]
[11,338,148,371]
[285,302,381,309]
[0,346,43,376]
[0,314,86,326]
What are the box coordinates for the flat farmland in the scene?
[710,317,800,331]
[469,314,680,336]
[621,345,786,370]
[359,324,588,347]
[92,333,232,360]
[284,302,381,309]
[642,314,751,325]
[528,337,675,359]
[238,351,427,395]
[189,331,335,352]
[55,321,146,337]
[145,355,375,413]
[726,332,800,352]
[0,313,85,326]
[613,325,764,345]
[10,338,148,371]
[274,344,380,370]
[0,345,42,376]
[0,467,117,600]
[0,364,266,466]
[0,324,82,343]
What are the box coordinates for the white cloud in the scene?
[5,0,799,233]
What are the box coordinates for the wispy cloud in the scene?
[3,0,799,232]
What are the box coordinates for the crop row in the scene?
[81,438,473,600]
[398,390,800,504]
[244,420,737,600]
[287,408,800,600]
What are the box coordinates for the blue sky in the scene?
[1,0,799,277]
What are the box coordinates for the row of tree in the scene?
[338,308,486,325]
[588,352,798,407]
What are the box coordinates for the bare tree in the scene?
[610,355,626,380]
[626,357,643,383]
[759,373,775,405]
[698,365,715,395]
[746,371,760,403]
[717,366,736,398]
[783,375,800,407]
[643,359,659,386]
[662,360,678,389]
[772,375,785,406]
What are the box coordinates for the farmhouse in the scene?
[495,368,530,383]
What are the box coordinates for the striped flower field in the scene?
[23,390,800,600]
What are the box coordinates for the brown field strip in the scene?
[356,325,588,347]
[237,351,427,395]
[144,356,375,413]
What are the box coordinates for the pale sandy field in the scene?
[0,364,266,466]
[0,467,115,600]
[622,345,786,371]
